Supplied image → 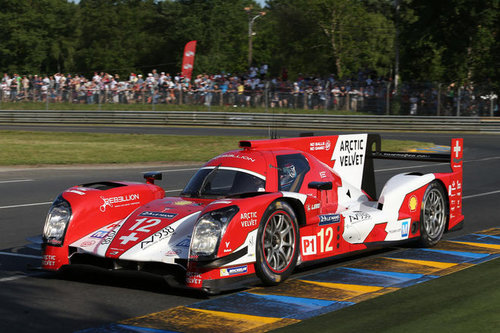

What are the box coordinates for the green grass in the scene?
[0,130,436,166]
[272,258,500,333]
[0,101,369,115]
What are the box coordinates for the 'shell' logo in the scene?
[409,195,418,212]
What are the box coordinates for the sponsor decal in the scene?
[165,249,182,256]
[240,211,258,227]
[100,194,140,212]
[91,230,109,239]
[337,138,365,166]
[331,134,368,190]
[307,203,320,211]
[409,195,418,212]
[220,265,248,277]
[319,171,327,179]
[319,214,341,226]
[310,140,331,152]
[223,241,232,253]
[186,272,202,285]
[46,239,62,246]
[218,153,255,163]
[139,211,178,219]
[346,211,371,224]
[302,236,317,255]
[42,254,56,267]
[140,226,176,250]
[80,240,96,247]
[100,230,117,245]
[401,220,409,238]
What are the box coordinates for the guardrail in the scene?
[0,110,499,133]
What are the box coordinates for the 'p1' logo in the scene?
[302,236,317,256]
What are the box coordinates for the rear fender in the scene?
[379,173,435,223]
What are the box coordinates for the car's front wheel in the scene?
[255,200,299,285]
[419,181,448,247]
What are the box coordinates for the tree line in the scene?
[0,0,498,90]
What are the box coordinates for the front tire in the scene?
[419,181,447,247]
[255,200,299,285]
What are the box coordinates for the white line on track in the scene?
[463,189,500,200]
[0,252,42,260]
[0,202,52,210]
[157,167,200,173]
[0,275,29,283]
[0,179,33,184]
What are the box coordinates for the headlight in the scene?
[43,196,72,246]
[190,206,239,258]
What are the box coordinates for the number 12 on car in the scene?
[301,226,339,256]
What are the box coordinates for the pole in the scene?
[437,83,441,116]
[248,18,253,68]
[386,82,391,115]
[394,0,400,93]
[491,93,495,117]
[246,9,265,68]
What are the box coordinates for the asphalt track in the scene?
[0,125,499,332]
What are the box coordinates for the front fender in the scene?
[42,181,164,270]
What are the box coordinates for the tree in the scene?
[399,0,499,88]
[264,0,395,79]
[0,0,78,74]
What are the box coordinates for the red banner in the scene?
[181,40,197,81]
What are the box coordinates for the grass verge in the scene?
[272,258,500,333]
[0,130,436,166]
[0,101,369,115]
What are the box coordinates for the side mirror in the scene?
[308,181,332,191]
[144,171,162,185]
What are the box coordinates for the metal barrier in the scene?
[0,110,499,133]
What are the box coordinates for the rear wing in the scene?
[363,134,463,199]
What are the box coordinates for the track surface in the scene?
[0,126,499,332]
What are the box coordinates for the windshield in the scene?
[181,167,266,198]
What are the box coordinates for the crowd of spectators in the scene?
[1,68,496,116]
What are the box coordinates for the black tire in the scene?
[255,200,299,285]
[418,181,448,247]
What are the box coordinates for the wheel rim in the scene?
[423,188,445,239]
[263,211,295,273]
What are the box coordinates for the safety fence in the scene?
[1,85,498,117]
[1,110,499,133]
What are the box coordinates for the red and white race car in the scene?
[40,134,464,293]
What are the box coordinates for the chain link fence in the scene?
[0,81,497,116]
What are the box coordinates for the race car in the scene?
[39,133,464,294]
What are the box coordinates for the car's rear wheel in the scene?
[419,181,447,247]
[255,200,299,285]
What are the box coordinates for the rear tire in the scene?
[255,200,299,285]
[418,181,447,247]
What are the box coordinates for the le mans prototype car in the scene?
[39,134,464,294]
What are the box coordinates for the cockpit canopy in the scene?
[181,167,266,198]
